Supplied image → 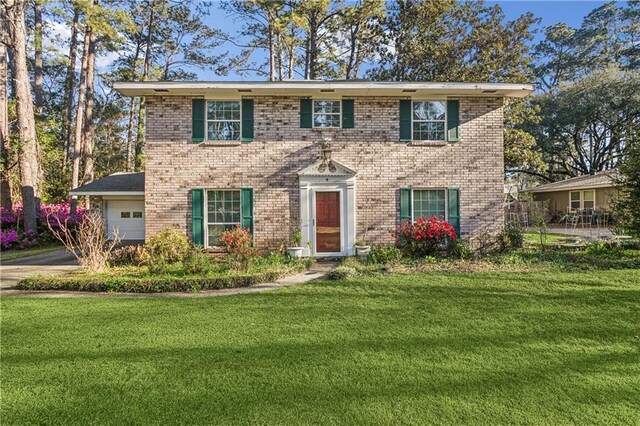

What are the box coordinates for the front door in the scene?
[315,191,341,253]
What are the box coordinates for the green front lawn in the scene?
[2,268,639,424]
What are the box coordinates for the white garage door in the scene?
[106,200,145,240]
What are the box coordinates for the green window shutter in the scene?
[241,99,254,142]
[300,99,312,128]
[241,188,254,235]
[400,188,412,224]
[192,99,205,143]
[191,188,205,246]
[448,188,461,237]
[447,100,460,142]
[341,99,354,128]
[399,100,412,142]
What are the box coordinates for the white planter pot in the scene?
[286,247,304,258]
[355,245,371,256]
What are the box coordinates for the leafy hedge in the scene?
[16,263,308,293]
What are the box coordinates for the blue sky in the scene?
[201,0,610,80]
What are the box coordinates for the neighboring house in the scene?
[72,81,532,255]
[523,170,621,214]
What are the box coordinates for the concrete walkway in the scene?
[1,261,336,298]
[535,226,614,239]
[1,249,79,290]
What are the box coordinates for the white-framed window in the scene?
[313,100,341,128]
[569,190,596,211]
[412,189,447,220]
[206,101,241,141]
[412,101,446,141]
[206,189,241,247]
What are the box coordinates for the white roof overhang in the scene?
[113,81,534,98]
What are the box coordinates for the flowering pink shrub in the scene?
[0,207,18,227]
[392,217,457,257]
[40,202,86,229]
[0,202,86,250]
[1,229,19,249]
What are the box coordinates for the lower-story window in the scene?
[413,189,447,220]
[207,189,241,247]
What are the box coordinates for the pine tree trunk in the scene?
[33,0,44,114]
[268,18,275,81]
[0,10,11,210]
[6,0,40,231]
[81,30,96,185]
[126,40,142,172]
[71,26,91,214]
[135,0,157,171]
[62,7,79,169]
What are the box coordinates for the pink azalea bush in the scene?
[0,202,86,251]
[392,217,457,257]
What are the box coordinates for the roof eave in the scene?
[523,183,617,193]
[113,81,534,98]
[69,191,145,196]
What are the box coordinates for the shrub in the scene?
[1,229,19,249]
[452,241,473,259]
[367,244,401,264]
[144,228,191,264]
[392,217,457,258]
[47,211,120,272]
[327,265,357,280]
[109,245,146,266]
[219,225,255,271]
[182,248,219,274]
[500,223,524,251]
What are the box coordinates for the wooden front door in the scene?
[315,191,341,253]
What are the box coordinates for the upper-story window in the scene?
[207,101,241,140]
[412,101,446,141]
[313,100,341,128]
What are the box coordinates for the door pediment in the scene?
[297,159,356,178]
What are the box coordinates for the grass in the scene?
[2,268,639,424]
[523,231,569,246]
[0,243,63,262]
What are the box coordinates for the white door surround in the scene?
[298,159,356,257]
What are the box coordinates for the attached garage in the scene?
[70,172,145,241]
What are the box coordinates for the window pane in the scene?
[313,100,340,114]
[412,121,445,141]
[208,224,236,247]
[571,201,581,210]
[413,101,446,121]
[207,190,241,225]
[313,114,340,128]
[583,190,594,201]
[132,211,142,218]
[120,211,130,218]
[583,201,594,209]
[207,101,240,120]
[413,190,446,220]
[570,191,581,201]
[207,121,240,140]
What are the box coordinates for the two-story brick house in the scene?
[70,81,532,256]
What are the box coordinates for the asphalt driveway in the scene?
[1,249,79,290]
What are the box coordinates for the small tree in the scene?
[47,210,120,272]
[614,130,640,238]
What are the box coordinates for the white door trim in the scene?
[299,177,356,257]
[311,188,344,257]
